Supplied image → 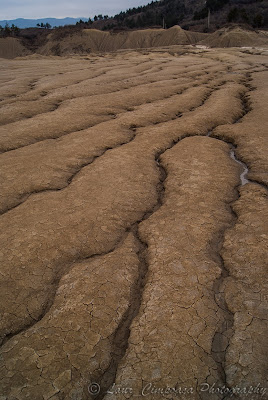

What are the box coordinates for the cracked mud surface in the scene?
[0,47,267,400]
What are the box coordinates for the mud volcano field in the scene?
[0,47,267,399]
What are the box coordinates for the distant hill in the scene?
[1,0,267,32]
[0,17,87,29]
[38,25,267,57]
[94,0,268,31]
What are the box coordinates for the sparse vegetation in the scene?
[0,0,267,48]
[0,23,20,37]
[107,0,268,31]
[36,22,51,29]
[227,6,265,27]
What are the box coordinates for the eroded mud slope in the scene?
[0,47,267,400]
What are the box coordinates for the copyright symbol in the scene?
[88,382,101,396]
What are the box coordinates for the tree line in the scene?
[0,24,20,37]
[104,0,266,30]
[36,22,52,29]
[1,0,265,39]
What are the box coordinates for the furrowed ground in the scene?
[0,46,267,400]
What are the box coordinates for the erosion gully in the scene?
[1,66,262,400]
[94,74,257,400]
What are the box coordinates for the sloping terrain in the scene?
[39,26,268,56]
[91,0,268,31]
[0,37,30,59]
[1,26,268,59]
[39,26,208,56]
[199,26,268,48]
[0,46,267,400]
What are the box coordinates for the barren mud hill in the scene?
[199,26,268,48]
[39,26,208,55]
[0,37,30,58]
[0,46,267,399]
[39,26,268,56]
[1,26,268,58]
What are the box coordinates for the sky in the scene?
[0,0,152,20]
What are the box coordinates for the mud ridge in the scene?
[90,137,169,400]
[1,73,201,132]
[0,81,219,215]
[0,67,223,152]
[0,75,198,152]
[0,124,140,345]
[99,75,259,397]
[93,125,245,398]
[0,82,220,349]
[1,227,133,348]
[211,235,235,392]
[210,74,268,191]
[0,127,136,217]
[93,224,149,400]
[0,79,251,348]
[0,135,167,363]
[207,75,265,397]
[88,114,242,396]
[0,91,262,400]
[208,143,250,398]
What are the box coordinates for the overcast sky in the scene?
[0,0,151,20]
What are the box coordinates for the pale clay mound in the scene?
[199,27,268,48]
[1,26,268,59]
[0,46,267,400]
[39,26,268,56]
[39,26,208,56]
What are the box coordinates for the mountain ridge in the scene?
[0,17,87,29]
[1,0,267,32]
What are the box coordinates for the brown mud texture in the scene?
[0,46,267,400]
[1,26,268,59]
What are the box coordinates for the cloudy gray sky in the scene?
[0,0,151,20]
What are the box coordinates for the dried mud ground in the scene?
[0,46,267,400]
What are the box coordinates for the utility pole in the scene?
[207,7,210,30]
[204,1,210,31]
